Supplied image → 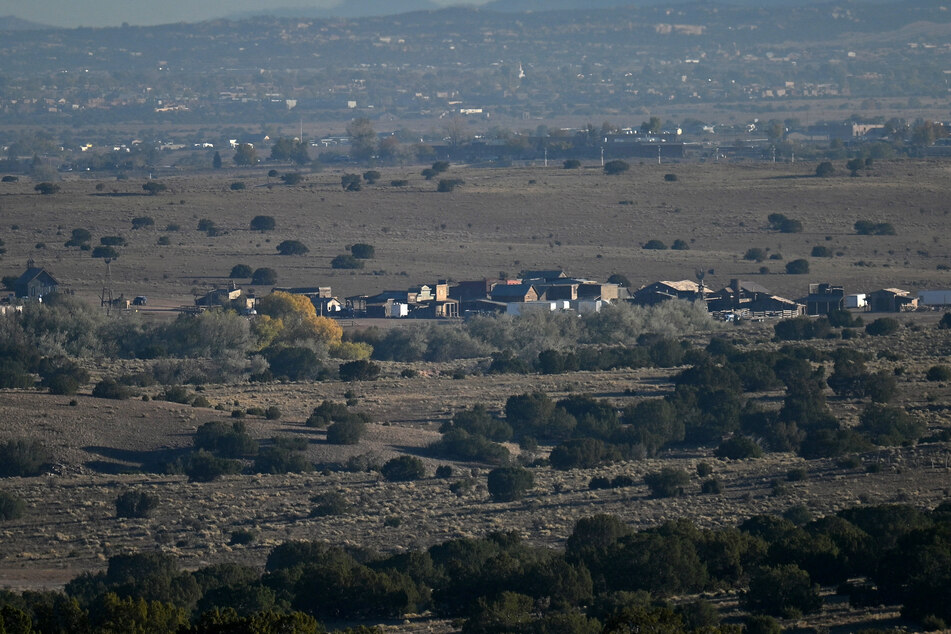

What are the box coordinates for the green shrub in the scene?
[926,365,951,382]
[310,492,352,517]
[664,173,678,182]
[715,436,763,460]
[326,419,366,445]
[0,491,26,520]
[249,215,275,231]
[0,438,51,477]
[429,428,510,465]
[131,216,154,229]
[866,317,900,336]
[230,181,246,191]
[768,213,803,233]
[643,468,690,498]
[331,254,363,269]
[563,159,581,169]
[487,466,534,502]
[437,178,464,192]
[253,446,312,474]
[811,246,832,257]
[700,478,722,494]
[251,268,277,285]
[92,378,132,400]
[182,450,242,482]
[671,239,689,250]
[194,421,258,457]
[381,456,427,481]
[435,465,453,478]
[744,564,822,618]
[229,530,256,545]
[603,159,629,175]
[338,359,381,381]
[350,243,375,259]
[276,240,308,256]
[115,490,158,518]
[264,406,282,420]
[744,247,767,262]
[785,258,810,274]
[642,239,667,250]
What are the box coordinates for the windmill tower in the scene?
[99,258,114,314]
[695,267,707,298]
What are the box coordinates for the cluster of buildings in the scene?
[4,261,948,323]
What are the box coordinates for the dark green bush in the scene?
[429,428,510,465]
[182,450,242,482]
[926,365,951,382]
[0,491,26,520]
[866,318,900,336]
[276,240,308,256]
[251,267,278,285]
[92,378,132,400]
[643,468,690,498]
[326,419,366,445]
[785,259,810,274]
[743,564,822,618]
[563,159,581,169]
[254,445,312,474]
[603,160,629,175]
[194,421,258,458]
[350,243,375,259]
[381,456,427,481]
[339,360,381,381]
[487,466,534,502]
[331,254,363,269]
[642,239,667,250]
[715,436,763,460]
[310,492,352,517]
[115,490,159,518]
[249,215,275,231]
[0,438,51,477]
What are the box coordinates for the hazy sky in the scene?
[0,0,486,28]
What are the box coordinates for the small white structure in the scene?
[506,301,566,316]
[918,290,951,307]
[845,294,868,309]
[388,302,409,318]
[570,299,603,314]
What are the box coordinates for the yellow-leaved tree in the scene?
[254,291,343,347]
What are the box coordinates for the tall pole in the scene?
[600,147,604,167]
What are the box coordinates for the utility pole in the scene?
[657,145,661,165]
[600,146,604,167]
[544,146,548,167]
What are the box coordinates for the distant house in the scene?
[14,261,59,299]
[867,288,918,312]
[196,283,244,307]
[631,280,704,306]
[801,283,845,315]
[519,269,567,283]
[490,283,539,303]
[707,279,803,317]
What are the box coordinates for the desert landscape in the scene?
[0,159,949,632]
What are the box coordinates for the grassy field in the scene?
[2,159,950,306]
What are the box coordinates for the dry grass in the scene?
[3,160,951,304]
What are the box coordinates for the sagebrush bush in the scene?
[0,438,50,477]
[115,490,159,518]
[0,491,25,520]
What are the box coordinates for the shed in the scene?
[14,263,59,299]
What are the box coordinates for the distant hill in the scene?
[481,0,896,9]
[227,0,444,20]
[0,15,55,31]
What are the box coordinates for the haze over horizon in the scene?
[0,0,493,28]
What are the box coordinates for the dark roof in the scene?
[491,283,536,298]
[519,270,566,282]
[15,267,57,287]
[733,280,772,295]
